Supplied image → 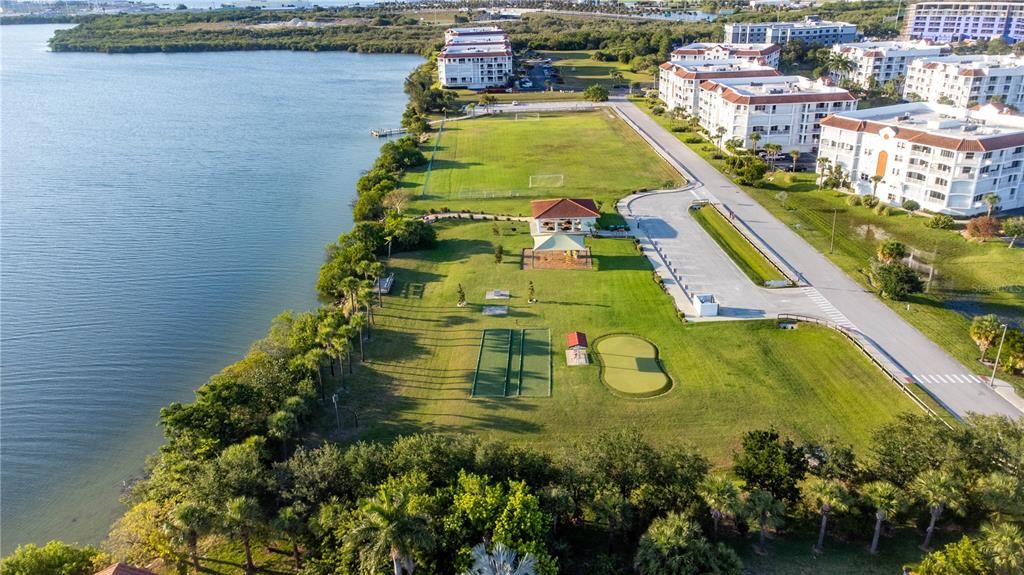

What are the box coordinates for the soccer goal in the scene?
[515,112,541,121]
[528,174,565,188]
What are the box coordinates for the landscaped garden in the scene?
[690,203,790,287]
[402,111,682,217]
[343,219,919,464]
[632,98,1024,391]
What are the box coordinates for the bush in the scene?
[966,215,1001,239]
[874,204,890,216]
[683,135,705,144]
[670,126,687,133]
[902,199,921,215]
[711,153,725,160]
[846,195,863,206]
[925,214,955,229]
[651,105,666,115]
[872,261,923,300]
[863,195,880,208]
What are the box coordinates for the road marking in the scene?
[800,287,856,329]
[915,373,988,386]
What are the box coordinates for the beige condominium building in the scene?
[830,40,950,89]
[670,42,782,68]
[658,60,781,115]
[903,1,1024,43]
[819,102,1024,215]
[438,27,512,90]
[903,54,1024,107]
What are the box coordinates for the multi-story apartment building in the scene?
[903,54,1024,107]
[724,17,858,45]
[658,60,781,115]
[819,102,1024,215]
[903,1,1024,43]
[444,26,504,44]
[698,75,857,154]
[830,40,950,88]
[438,27,512,90]
[670,42,782,68]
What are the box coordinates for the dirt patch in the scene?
[854,224,890,242]
[521,249,593,270]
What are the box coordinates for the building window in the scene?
[934,177,949,186]
[940,150,955,159]
[963,166,974,175]
[928,190,947,201]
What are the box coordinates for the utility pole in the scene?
[990,324,1009,388]
[331,393,341,432]
[829,208,837,254]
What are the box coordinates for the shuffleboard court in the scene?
[519,329,552,397]
[473,329,512,397]
[595,334,672,398]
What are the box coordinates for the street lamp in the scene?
[990,323,1009,388]
[331,393,341,432]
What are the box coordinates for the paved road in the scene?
[604,97,1021,419]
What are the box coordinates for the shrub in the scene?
[651,105,666,115]
[846,195,863,207]
[670,126,687,133]
[902,199,921,215]
[966,215,1001,239]
[874,204,889,216]
[863,195,880,208]
[872,261,923,300]
[925,214,955,229]
[711,153,725,160]
[684,135,705,144]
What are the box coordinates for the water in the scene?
[0,24,421,552]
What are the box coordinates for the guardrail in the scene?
[709,202,799,287]
[778,313,956,429]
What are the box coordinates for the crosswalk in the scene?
[915,373,990,385]
[801,287,856,329]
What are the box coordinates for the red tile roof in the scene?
[820,114,1024,151]
[530,198,600,219]
[93,564,158,575]
[700,79,856,105]
[567,331,588,348]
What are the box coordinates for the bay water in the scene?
[0,24,420,551]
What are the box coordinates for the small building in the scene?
[526,198,599,270]
[94,564,158,575]
[566,331,589,365]
[567,331,588,349]
[692,293,719,317]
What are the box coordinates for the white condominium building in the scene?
[438,26,512,90]
[903,1,1024,43]
[698,76,857,154]
[658,60,781,115]
[444,26,504,44]
[819,102,1024,215]
[903,54,1024,107]
[670,42,782,68]
[724,17,858,45]
[830,41,950,89]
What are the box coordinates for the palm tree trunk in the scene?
[316,367,324,401]
[711,510,720,540]
[291,537,302,570]
[188,531,200,573]
[816,512,828,551]
[377,277,384,307]
[391,549,402,575]
[242,532,255,575]
[359,328,365,361]
[347,351,353,374]
[759,524,767,553]
[922,507,941,549]
[870,512,884,554]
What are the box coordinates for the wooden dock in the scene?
[369,127,406,138]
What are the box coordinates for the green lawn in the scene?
[404,111,682,216]
[339,220,919,466]
[691,204,789,287]
[453,89,585,105]
[539,50,654,91]
[632,98,1024,392]
[594,334,671,397]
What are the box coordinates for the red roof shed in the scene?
[566,331,588,348]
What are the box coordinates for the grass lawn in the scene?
[539,50,654,91]
[453,89,586,105]
[403,111,682,216]
[631,98,1024,392]
[338,220,919,466]
[594,334,671,397]
[691,204,789,287]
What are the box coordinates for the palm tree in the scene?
[461,542,536,575]
[316,310,347,377]
[789,149,800,172]
[350,312,367,362]
[825,52,855,79]
[340,276,362,317]
[273,506,306,570]
[347,483,434,575]
[749,131,762,154]
[805,478,849,553]
[699,475,739,540]
[715,126,727,148]
[724,137,740,156]
[746,489,785,555]
[168,500,211,574]
[224,496,263,575]
[984,192,1002,216]
[816,157,831,186]
[913,469,966,550]
[763,143,781,170]
[862,481,905,555]
[976,472,1024,522]
[369,261,387,307]
[267,408,297,458]
[870,175,884,197]
[877,240,907,264]
[979,522,1024,575]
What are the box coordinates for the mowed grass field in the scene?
[691,204,789,286]
[540,50,655,90]
[403,111,682,216]
[339,220,918,465]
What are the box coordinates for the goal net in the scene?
[515,113,541,121]
[528,174,565,188]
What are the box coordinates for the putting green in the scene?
[595,335,672,398]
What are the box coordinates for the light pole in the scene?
[990,323,1009,388]
[829,208,837,254]
[331,393,341,432]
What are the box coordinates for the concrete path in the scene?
[606,96,1021,419]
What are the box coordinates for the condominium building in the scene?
[438,27,512,90]
[444,26,504,44]
[903,54,1024,107]
[903,1,1024,43]
[697,75,857,154]
[818,102,1024,215]
[724,17,858,45]
[830,41,950,89]
[670,42,782,68]
[658,60,781,115]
